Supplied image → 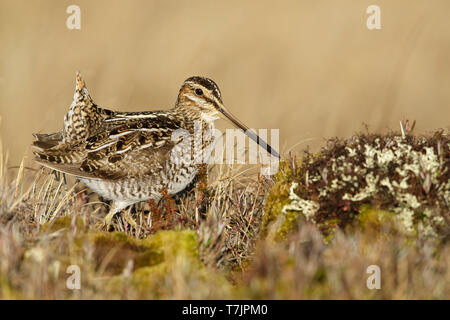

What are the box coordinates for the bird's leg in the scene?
[196,164,209,215]
[147,199,163,230]
[102,208,117,230]
[150,189,177,229]
[102,201,128,230]
[197,163,208,191]
[161,189,176,217]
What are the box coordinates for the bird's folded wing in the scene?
[33,118,182,181]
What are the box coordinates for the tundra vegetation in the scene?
[0,122,448,299]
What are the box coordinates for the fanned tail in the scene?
[32,131,64,150]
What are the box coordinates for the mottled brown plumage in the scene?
[32,73,278,226]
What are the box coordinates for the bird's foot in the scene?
[101,210,117,230]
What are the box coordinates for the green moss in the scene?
[0,276,18,299]
[261,157,410,243]
[140,230,200,263]
[40,215,85,234]
[91,231,142,249]
[128,264,168,295]
[357,205,396,231]
[96,230,232,298]
[261,160,301,240]
[88,230,199,275]
[269,210,302,242]
[37,219,233,297]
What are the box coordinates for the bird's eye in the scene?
[195,88,203,96]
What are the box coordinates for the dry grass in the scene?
[0,126,448,299]
[0,139,271,298]
[243,222,450,299]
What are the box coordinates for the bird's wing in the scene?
[33,117,185,181]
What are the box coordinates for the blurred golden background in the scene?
[1,0,449,165]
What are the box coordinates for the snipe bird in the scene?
[33,73,279,226]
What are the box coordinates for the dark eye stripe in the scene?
[184,77,222,101]
[203,96,219,109]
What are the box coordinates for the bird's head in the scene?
[176,76,225,122]
[176,76,280,159]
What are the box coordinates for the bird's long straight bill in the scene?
[219,107,280,159]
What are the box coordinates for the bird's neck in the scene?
[172,103,217,131]
[171,102,217,163]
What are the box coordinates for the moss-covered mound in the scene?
[263,130,449,241]
[26,216,232,298]
[95,230,232,298]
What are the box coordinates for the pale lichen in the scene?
[281,182,319,220]
[264,130,449,240]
